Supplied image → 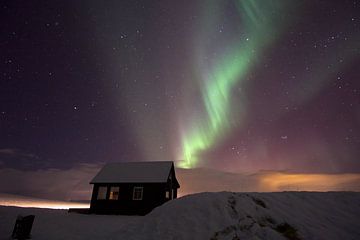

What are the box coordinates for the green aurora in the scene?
[178,0,290,168]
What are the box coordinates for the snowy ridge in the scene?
[1,192,360,239]
[118,192,360,240]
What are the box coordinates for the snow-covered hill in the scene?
[1,192,359,240]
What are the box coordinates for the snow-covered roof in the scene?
[90,161,175,184]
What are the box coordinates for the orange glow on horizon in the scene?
[0,194,89,209]
[176,169,360,196]
[259,172,360,192]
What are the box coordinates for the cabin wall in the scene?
[173,188,178,198]
[90,183,170,215]
[167,166,179,199]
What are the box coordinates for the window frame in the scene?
[97,186,108,200]
[132,187,143,200]
[109,186,120,200]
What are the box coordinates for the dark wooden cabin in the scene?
[89,161,180,215]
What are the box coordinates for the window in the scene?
[165,189,174,199]
[97,186,107,200]
[109,186,120,200]
[133,187,143,200]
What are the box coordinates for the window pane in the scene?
[166,191,170,199]
[133,187,143,200]
[97,186,107,200]
[109,186,119,200]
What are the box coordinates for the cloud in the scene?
[0,148,60,170]
[177,168,360,196]
[0,148,38,158]
[0,165,359,201]
[0,149,15,154]
[0,163,101,200]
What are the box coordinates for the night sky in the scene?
[1,0,360,173]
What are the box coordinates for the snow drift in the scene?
[1,192,360,240]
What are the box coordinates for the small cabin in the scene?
[89,161,180,215]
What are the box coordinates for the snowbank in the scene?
[1,192,359,240]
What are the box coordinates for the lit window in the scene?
[133,187,143,200]
[109,186,120,200]
[97,186,107,200]
[166,191,170,199]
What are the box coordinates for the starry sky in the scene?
[1,0,360,173]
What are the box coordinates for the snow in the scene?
[90,161,174,183]
[1,192,360,240]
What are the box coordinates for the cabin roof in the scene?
[90,161,177,184]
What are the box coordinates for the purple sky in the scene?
[0,0,359,175]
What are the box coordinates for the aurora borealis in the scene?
[1,0,360,175]
[178,0,360,170]
[179,0,290,168]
